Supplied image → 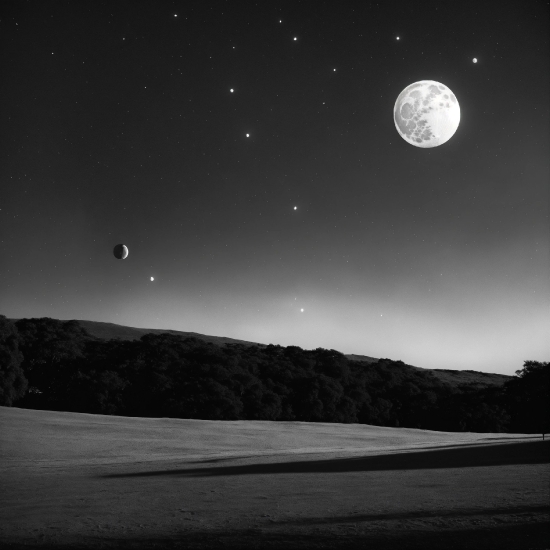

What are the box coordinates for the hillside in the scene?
[76,319,263,348]
[74,319,510,389]
[9,317,511,389]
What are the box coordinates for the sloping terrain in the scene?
[1,406,548,549]
[75,319,264,349]
[53,318,510,388]
[425,368,511,388]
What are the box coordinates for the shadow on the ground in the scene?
[183,437,541,465]
[102,440,549,479]
[2,521,549,549]
[277,503,550,526]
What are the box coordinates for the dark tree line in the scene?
[0,316,548,435]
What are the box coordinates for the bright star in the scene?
[293,37,297,41]
[293,206,297,210]
[246,133,250,138]
[473,58,478,63]
[396,36,400,40]
[230,88,234,92]
[300,308,304,313]
[150,277,154,282]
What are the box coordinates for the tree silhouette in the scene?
[6,317,548,435]
[506,361,550,438]
[0,316,27,405]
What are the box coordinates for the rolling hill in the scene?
[8,317,511,388]
[71,319,510,389]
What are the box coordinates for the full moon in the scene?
[113,244,128,259]
[394,80,460,148]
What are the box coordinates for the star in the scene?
[174,14,177,18]
[293,206,297,210]
[246,133,250,138]
[230,88,234,93]
[150,277,154,281]
[300,308,304,313]
[472,58,478,63]
[396,36,400,40]
[293,37,297,41]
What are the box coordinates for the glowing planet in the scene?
[230,88,234,92]
[300,308,304,313]
[293,206,297,210]
[246,133,250,137]
[472,58,477,63]
[150,277,154,282]
[113,244,128,259]
[394,80,460,148]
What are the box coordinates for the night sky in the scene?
[2,1,548,375]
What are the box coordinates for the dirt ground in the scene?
[1,406,548,549]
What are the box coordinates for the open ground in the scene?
[1,406,548,549]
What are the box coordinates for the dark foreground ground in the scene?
[2,522,549,550]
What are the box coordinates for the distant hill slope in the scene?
[76,320,264,349]
[11,318,511,389]
[346,356,510,387]
[73,320,512,388]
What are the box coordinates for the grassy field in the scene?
[1,406,548,549]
